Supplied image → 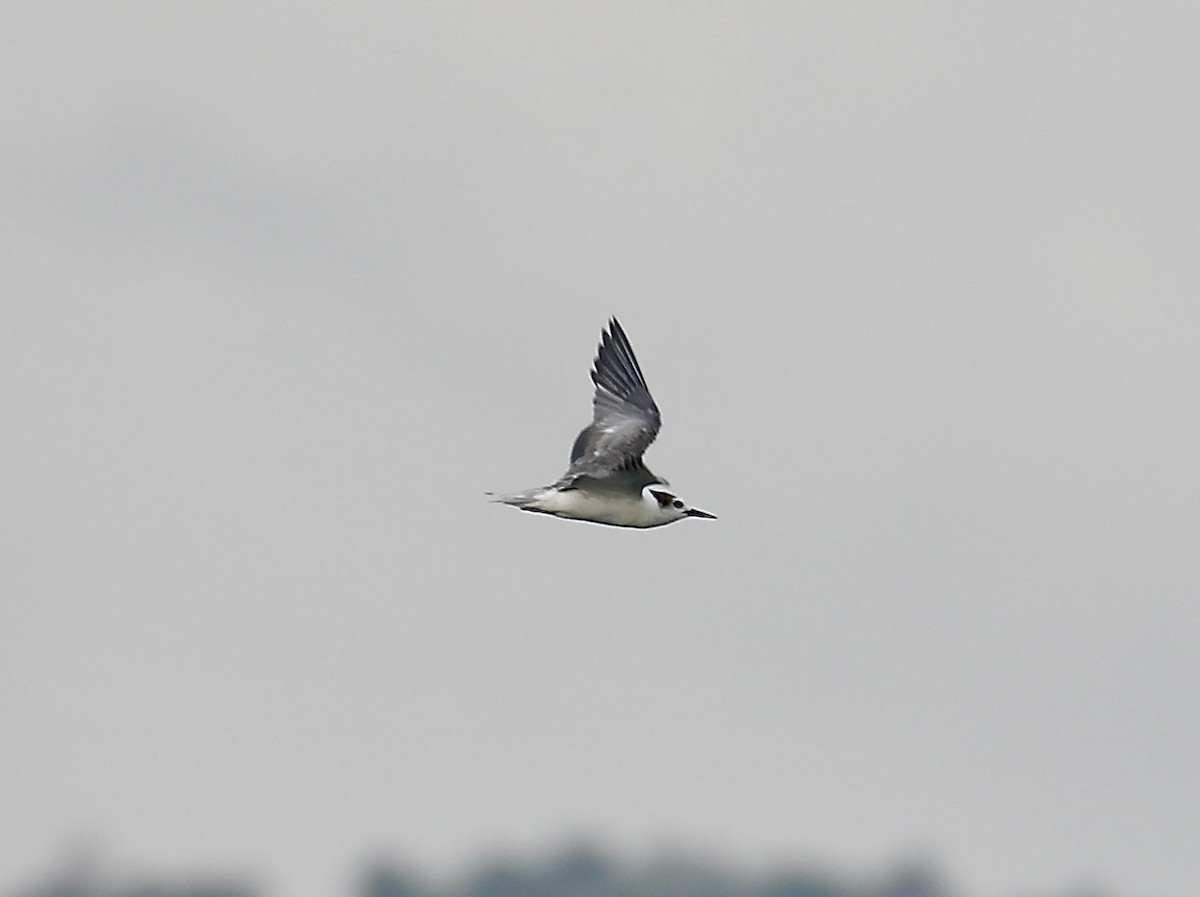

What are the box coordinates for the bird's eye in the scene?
[672,500,684,509]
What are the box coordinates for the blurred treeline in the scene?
[9,843,1112,897]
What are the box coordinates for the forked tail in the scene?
[486,487,546,508]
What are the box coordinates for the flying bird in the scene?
[492,318,716,528]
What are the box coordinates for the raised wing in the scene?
[561,318,662,483]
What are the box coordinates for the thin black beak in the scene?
[685,507,717,519]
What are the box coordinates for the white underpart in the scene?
[528,487,672,528]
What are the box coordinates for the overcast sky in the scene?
[3,4,1198,897]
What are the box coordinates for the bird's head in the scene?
[644,485,717,525]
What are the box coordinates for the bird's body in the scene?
[492,318,714,529]
[502,470,672,528]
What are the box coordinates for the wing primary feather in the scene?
[597,331,638,393]
[594,320,647,398]
[613,319,650,386]
[606,319,647,389]
[609,318,648,378]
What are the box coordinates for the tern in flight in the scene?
[492,318,716,528]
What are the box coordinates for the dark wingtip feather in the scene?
[593,317,649,395]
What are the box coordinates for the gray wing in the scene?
[560,318,662,484]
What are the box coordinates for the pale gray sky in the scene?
[2,4,1198,897]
